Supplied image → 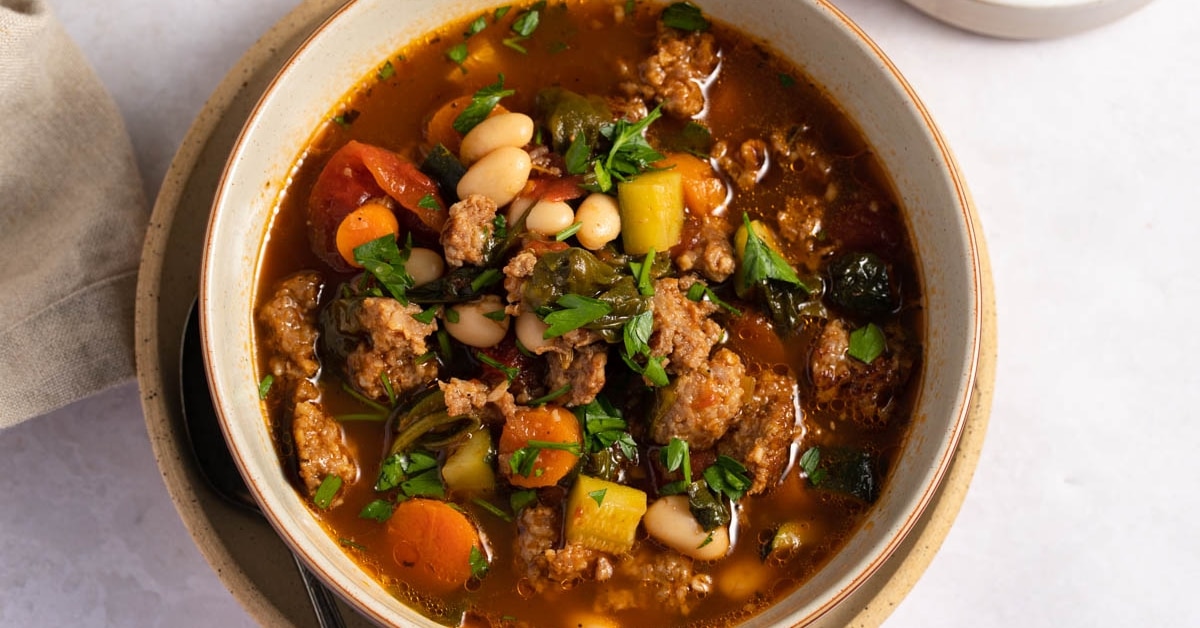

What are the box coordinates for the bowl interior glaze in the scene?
[200,1,980,625]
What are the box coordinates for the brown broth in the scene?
[255,1,922,626]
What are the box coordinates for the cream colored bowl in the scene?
[200,0,982,625]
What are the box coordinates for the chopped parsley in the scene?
[339,538,366,551]
[358,499,395,522]
[444,306,461,324]
[377,61,395,80]
[555,222,583,242]
[411,307,439,325]
[472,497,513,522]
[354,234,415,303]
[400,468,445,499]
[779,73,796,87]
[483,309,508,322]
[848,323,886,364]
[619,310,668,387]
[588,488,607,506]
[313,475,342,510]
[257,374,274,400]
[737,213,811,295]
[541,294,612,338]
[465,15,488,37]
[576,396,637,459]
[446,42,469,66]
[494,6,512,20]
[528,384,573,406]
[662,2,710,32]
[591,105,666,192]
[332,109,360,127]
[375,451,438,492]
[508,440,582,477]
[417,193,440,210]
[469,545,490,579]
[476,351,519,382]
[798,447,826,485]
[685,282,741,315]
[631,249,657,296]
[564,132,591,175]
[509,489,538,513]
[453,74,516,134]
[703,455,752,501]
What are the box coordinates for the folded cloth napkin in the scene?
[0,0,146,428]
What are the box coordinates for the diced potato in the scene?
[617,169,684,254]
[564,475,647,554]
[441,428,496,494]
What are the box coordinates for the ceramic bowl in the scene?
[902,0,1154,39]
[200,0,982,625]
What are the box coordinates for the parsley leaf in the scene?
[635,249,656,296]
[417,193,439,210]
[412,308,438,325]
[622,310,653,360]
[313,475,341,510]
[685,282,741,315]
[477,351,519,382]
[589,488,607,506]
[453,74,516,134]
[576,396,637,459]
[354,234,415,303]
[848,323,886,364]
[494,6,512,20]
[737,213,807,296]
[511,8,540,36]
[446,42,469,66]
[400,468,445,499]
[703,455,752,501]
[798,447,826,485]
[465,15,487,37]
[257,375,274,400]
[564,132,591,175]
[662,2,710,32]
[592,106,666,192]
[509,440,582,477]
[542,294,612,338]
[377,61,395,80]
[469,545,490,579]
[661,437,692,485]
[358,499,395,522]
[509,489,538,513]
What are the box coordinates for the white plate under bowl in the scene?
[903,0,1154,39]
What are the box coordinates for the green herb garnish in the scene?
[555,222,583,242]
[661,437,692,485]
[737,213,808,295]
[591,105,666,192]
[564,132,591,175]
[541,293,612,338]
[453,74,516,134]
[332,109,360,127]
[528,384,573,406]
[400,468,445,499]
[469,545,490,579]
[576,396,638,459]
[685,282,741,315]
[495,6,512,20]
[509,440,582,477]
[417,193,440,210]
[798,447,826,485]
[358,499,395,522]
[588,488,607,506]
[847,323,886,364]
[509,489,538,513]
[477,351,519,382]
[377,61,395,80]
[412,308,439,325]
[313,475,342,510]
[472,497,513,522]
[779,73,796,87]
[447,42,469,66]
[257,375,274,400]
[465,15,488,37]
[703,455,752,501]
[662,2,710,32]
[354,234,414,303]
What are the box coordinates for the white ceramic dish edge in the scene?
[902,0,1154,39]
[200,1,982,626]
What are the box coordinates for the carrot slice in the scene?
[425,95,509,156]
[656,152,727,217]
[334,202,400,267]
[386,498,483,595]
[498,405,583,488]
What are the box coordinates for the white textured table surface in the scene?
[3,0,1197,626]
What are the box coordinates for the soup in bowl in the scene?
[201,0,980,626]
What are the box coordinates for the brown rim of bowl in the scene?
[200,0,983,625]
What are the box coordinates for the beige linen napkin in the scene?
[0,0,146,428]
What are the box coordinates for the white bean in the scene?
[445,295,509,348]
[404,247,444,287]
[459,113,535,165]
[643,495,731,561]
[524,200,575,237]
[457,146,532,208]
[506,195,535,226]
[515,310,551,353]
[574,193,621,250]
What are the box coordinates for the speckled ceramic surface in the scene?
[135,1,996,626]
